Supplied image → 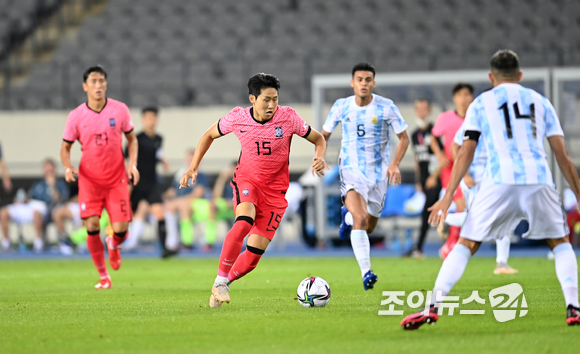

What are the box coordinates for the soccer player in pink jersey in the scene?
[60,66,140,289]
[179,73,328,307]
[430,83,473,258]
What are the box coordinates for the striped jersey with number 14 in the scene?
[463,83,564,186]
[323,94,408,183]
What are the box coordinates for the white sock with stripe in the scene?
[554,243,579,308]
[350,229,371,277]
[431,244,471,304]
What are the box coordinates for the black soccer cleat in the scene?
[401,305,439,330]
[567,305,580,326]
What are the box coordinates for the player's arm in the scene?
[386,130,410,185]
[180,123,222,188]
[428,133,478,224]
[451,141,475,188]
[430,136,449,167]
[414,161,422,192]
[549,135,580,209]
[305,128,329,177]
[321,130,332,143]
[125,130,140,185]
[0,158,12,192]
[60,140,78,183]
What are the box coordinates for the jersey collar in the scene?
[85,98,108,113]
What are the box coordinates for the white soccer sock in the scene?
[124,219,145,249]
[553,243,579,308]
[496,235,511,264]
[445,212,467,227]
[351,229,371,277]
[214,275,229,286]
[164,211,179,250]
[345,211,353,226]
[431,244,471,304]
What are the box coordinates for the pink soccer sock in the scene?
[217,216,254,277]
[228,246,264,282]
[112,230,127,248]
[87,232,109,279]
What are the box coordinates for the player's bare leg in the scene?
[32,210,44,252]
[345,190,377,290]
[210,202,256,307]
[84,216,111,289]
[0,207,10,251]
[51,206,75,255]
[106,221,128,271]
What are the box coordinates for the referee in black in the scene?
[125,107,177,258]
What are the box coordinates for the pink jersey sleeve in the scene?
[63,111,79,142]
[120,103,134,133]
[290,109,311,138]
[217,107,242,135]
[431,112,446,137]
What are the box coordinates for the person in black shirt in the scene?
[404,99,442,258]
[124,107,176,257]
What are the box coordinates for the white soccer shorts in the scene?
[461,177,568,242]
[339,167,388,218]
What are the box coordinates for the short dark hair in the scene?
[415,97,431,106]
[452,82,474,95]
[247,73,281,98]
[490,49,520,79]
[83,65,107,82]
[351,62,375,77]
[142,106,159,115]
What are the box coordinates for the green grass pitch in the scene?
[0,256,575,353]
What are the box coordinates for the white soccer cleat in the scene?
[209,295,223,308]
[211,283,231,303]
[494,263,519,275]
[95,277,112,289]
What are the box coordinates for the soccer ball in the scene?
[297,277,331,308]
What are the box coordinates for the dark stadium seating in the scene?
[2,0,580,109]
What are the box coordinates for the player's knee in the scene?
[0,207,8,220]
[235,215,254,227]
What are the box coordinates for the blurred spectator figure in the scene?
[0,140,13,194]
[404,99,442,258]
[165,150,211,250]
[123,107,174,258]
[1,159,68,252]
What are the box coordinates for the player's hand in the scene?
[386,164,401,185]
[464,174,476,188]
[425,175,438,189]
[2,177,12,192]
[428,196,453,225]
[180,169,197,188]
[437,153,450,168]
[311,157,329,177]
[65,166,78,182]
[128,165,140,186]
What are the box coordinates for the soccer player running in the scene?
[401,50,580,329]
[60,66,139,289]
[321,63,410,290]
[443,120,518,274]
[123,107,177,258]
[179,73,328,307]
[430,83,473,258]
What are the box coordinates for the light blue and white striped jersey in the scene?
[323,94,408,183]
[454,123,487,184]
[463,83,564,186]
